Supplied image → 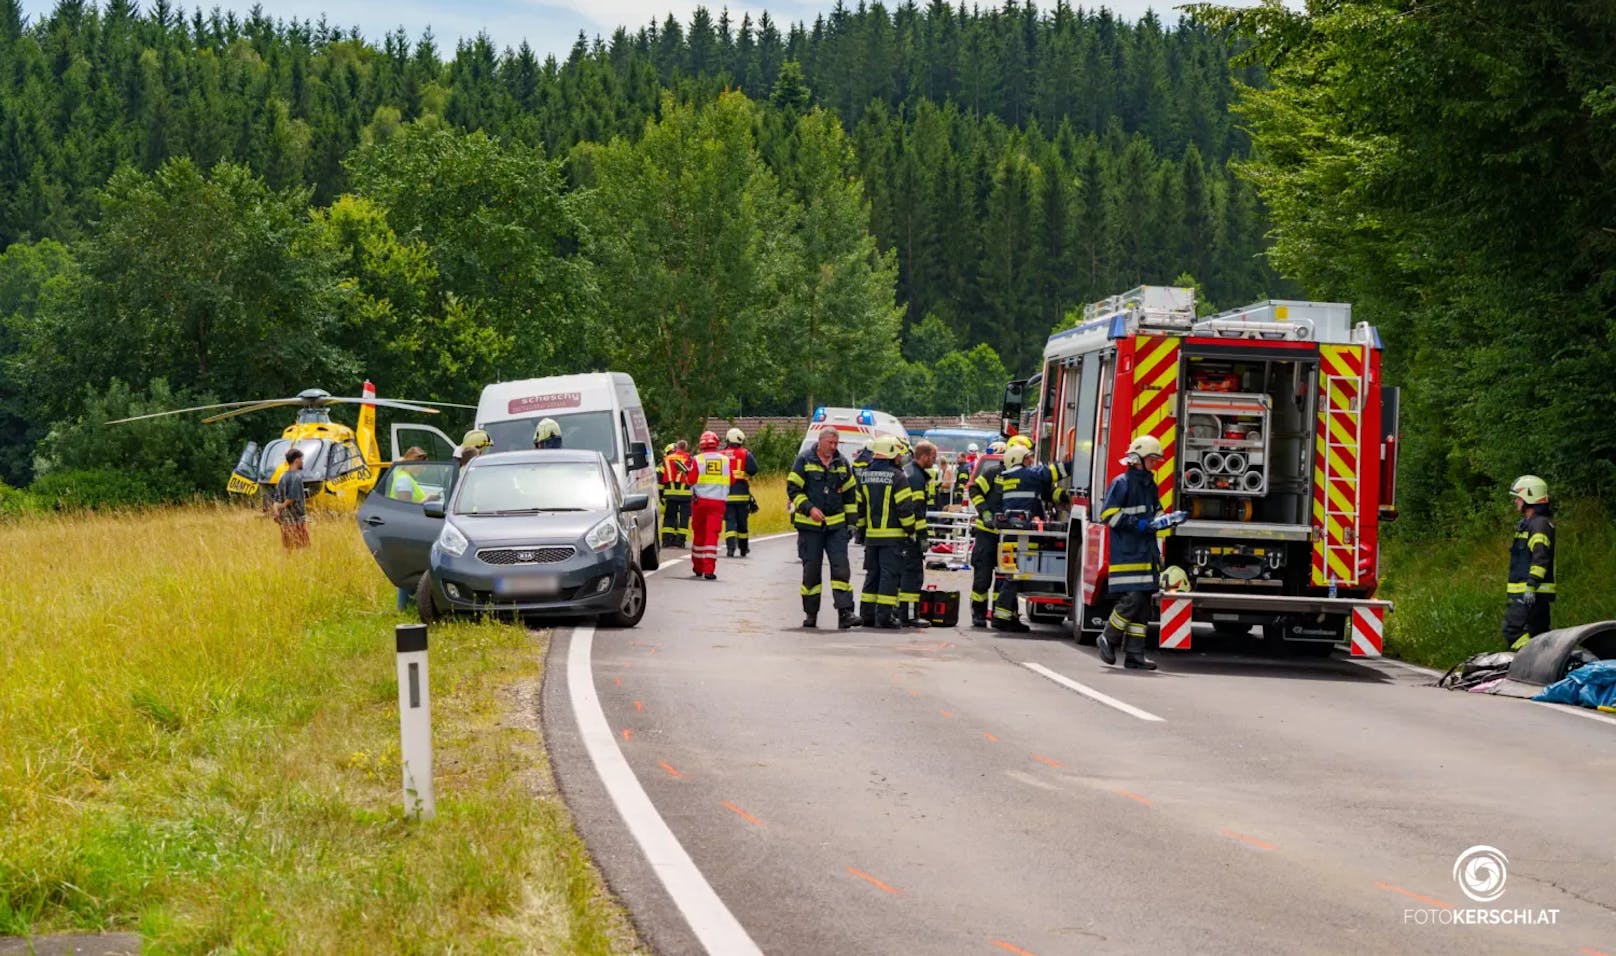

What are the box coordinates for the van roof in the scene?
[477,373,635,423]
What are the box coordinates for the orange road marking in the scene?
[1375,881,1452,909]
[722,801,764,826]
[1579,948,1611,956]
[1031,754,1063,769]
[992,941,1037,956]
[908,690,921,697]
[658,761,686,779]
[621,729,633,741]
[1220,829,1275,851]
[1114,789,1152,806]
[847,867,902,896]
[940,709,954,718]
[634,700,644,712]
[614,677,622,687]
[982,732,999,742]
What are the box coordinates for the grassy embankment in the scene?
[0,505,639,953]
[1379,499,1616,670]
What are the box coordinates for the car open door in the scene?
[356,459,459,589]
[389,423,459,461]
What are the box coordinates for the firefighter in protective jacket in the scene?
[989,443,1069,632]
[721,428,760,558]
[789,429,861,629]
[856,436,917,628]
[966,438,1015,627]
[1503,475,1556,650]
[1096,435,1185,670]
[899,440,939,627]
[659,440,694,548]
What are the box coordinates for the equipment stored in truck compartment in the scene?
[1002,286,1400,655]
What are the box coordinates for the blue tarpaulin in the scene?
[1533,660,1616,709]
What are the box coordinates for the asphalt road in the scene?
[542,534,1616,956]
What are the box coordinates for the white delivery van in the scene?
[798,406,909,456]
[475,373,662,570]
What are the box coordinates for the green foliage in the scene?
[0,481,39,518]
[1381,500,1616,669]
[13,160,351,430]
[1206,0,1616,519]
[346,125,600,392]
[28,468,168,511]
[580,93,800,438]
[32,379,242,500]
[745,425,802,476]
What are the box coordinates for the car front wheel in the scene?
[602,566,647,628]
[416,571,443,625]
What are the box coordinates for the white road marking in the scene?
[566,625,763,955]
[1021,662,1166,722]
[1369,657,1445,678]
[1531,700,1616,728]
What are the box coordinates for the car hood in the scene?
[449,510,614,546]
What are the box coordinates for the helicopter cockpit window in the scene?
[260,439,327,481]
[329,441,367,481]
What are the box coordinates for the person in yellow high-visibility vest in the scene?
[689,431,732,580]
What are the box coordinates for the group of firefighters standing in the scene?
[656,428,759,579]
[654,420,1561,663]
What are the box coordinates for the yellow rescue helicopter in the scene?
[107,380,471,512]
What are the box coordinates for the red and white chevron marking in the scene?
[1159,597,1193,650]
[1350,606,1384,657]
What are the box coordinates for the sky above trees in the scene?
[17,0,1293,58]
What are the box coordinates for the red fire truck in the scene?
[1002,286,1399,656]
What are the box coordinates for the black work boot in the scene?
[970,601,988,629]
[875,607,901,629]
[1097,625,1122,665]
[860,605,877,628]
[992,616,1031,633]
[837,608,859,630]
[1123,635,1158,671]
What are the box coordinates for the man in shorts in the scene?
[273,447,310,550]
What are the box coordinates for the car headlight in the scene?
[585,518,620,552]
[436,521,469,557]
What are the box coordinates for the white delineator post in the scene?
[396,623,435,820]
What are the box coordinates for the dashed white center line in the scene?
[1020,662,1166,722]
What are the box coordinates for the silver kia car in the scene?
[357,449,650,627]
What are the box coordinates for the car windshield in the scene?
[452,461,612,516]
[926,433,996,457]
[484,411,618,462]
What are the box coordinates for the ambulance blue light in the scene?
[813,406,827,422]
[857,409,876,425]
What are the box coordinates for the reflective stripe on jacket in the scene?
[1099,464,1162,593]
[856,459,916,540]
[903,461,935,536]
[723,445,758,502]
[692,451,732,501]
[1507,511,1556,598]
[967,457,1004,532]
[788,451,859,529]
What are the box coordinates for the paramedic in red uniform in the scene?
[690,431,731,579]
[721,427,760,558]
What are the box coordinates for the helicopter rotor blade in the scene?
[321,397,479,412]
[200,399,309,423]
[104,400,298,424]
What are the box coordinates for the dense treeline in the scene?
[0,0,1280,496]
[1205,0,1616,522]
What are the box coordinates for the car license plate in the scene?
[494,575,560,598]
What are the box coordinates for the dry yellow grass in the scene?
[0,505,638,953]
